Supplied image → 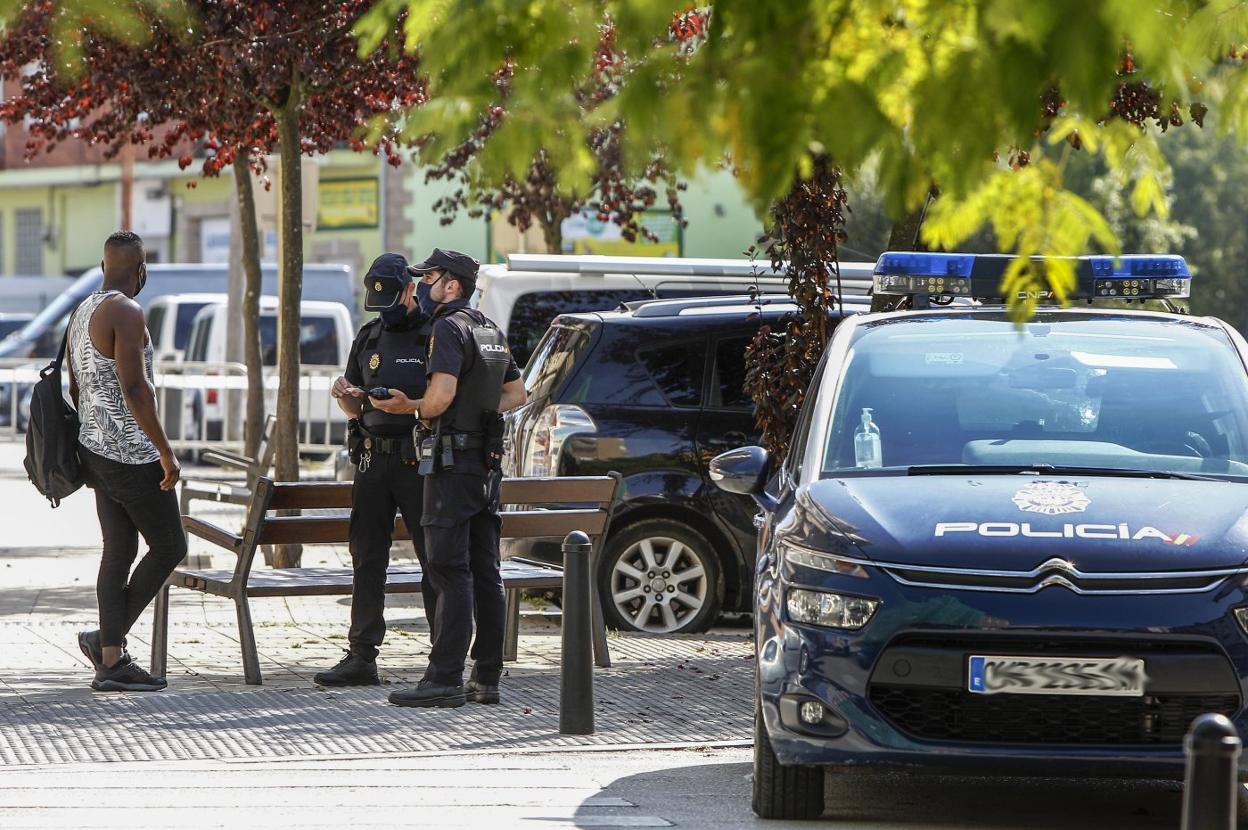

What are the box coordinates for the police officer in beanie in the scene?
[313,253,436,687]
[386,248,527,709]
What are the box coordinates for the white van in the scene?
[146,293,227,362]
[179,297,353,447]
[474,254,875,365]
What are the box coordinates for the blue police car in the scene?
[711,253,1248,819]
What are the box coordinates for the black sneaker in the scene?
[313,652,380,687]
[78,631,128,671]
[465,679,500,705]
[91,654,167,692]
[388,679,466,708]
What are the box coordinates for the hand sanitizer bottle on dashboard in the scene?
[854,407,882,468]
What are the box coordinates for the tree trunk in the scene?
[871,200,930,312]
[538,211,564,254]
[233,154,266,468]
[270,83,305,568]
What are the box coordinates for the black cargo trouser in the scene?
[421,465,505,686]
[348,450,432,660]
[79,446,187,649]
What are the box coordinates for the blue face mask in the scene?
[415,279,440,317]
[380,302,408,327]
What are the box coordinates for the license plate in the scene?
[967,655,1147,697]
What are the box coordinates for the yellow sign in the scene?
[318,178,379,230]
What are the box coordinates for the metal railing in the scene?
[0,357,347,456]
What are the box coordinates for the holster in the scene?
[484,410,505,472]
[346,419,365,465]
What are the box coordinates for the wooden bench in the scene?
[178,414,277,517]
[154,474,618,685]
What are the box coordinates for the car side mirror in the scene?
[710,445,772,496]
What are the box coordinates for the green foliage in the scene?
[359,0,1248,317]
[0,0,190,76]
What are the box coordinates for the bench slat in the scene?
[253,509,609,546]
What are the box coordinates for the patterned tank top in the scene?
[70,290,161,464]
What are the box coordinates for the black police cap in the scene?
[363,252,412,310]
[407,248,480,289]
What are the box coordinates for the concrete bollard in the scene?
[1182,713,1241,830]
[559,530,594,735]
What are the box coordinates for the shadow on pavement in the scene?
[584,761,1235,829]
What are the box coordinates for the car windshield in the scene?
[819,313,1248,480]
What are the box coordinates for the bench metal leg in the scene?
[590,579,611,669]
[151,583,171,678]
[503,588,521,662]
[588,541,611,668]
[234,594,263,685]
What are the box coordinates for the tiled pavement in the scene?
[0,446,756,767]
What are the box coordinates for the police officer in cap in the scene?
[314,253,436,687]
[386,248,527,708]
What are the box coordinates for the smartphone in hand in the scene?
[368,386,394,400]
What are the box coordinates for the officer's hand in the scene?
[370,388,414,414]
[332,376,365,399]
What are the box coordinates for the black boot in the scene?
[313,652,380,687]
[388,679,466,708]
[465,678,500,705]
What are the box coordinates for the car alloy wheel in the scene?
[601,519,723,634]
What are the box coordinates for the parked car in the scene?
[711,252,1246,818]
[180,297,353,447]
[145,293,226,362]
[475,254,875,366]
[502,294,868,634]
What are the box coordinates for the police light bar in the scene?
[872,253,1191,301]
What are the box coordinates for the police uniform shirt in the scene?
[345,310,430,436]
[426,299,521,385]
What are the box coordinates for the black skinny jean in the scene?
[80,447,186,648]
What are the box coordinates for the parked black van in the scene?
[504,294,867,633]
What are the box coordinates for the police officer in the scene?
[387,248,527,709]
[313,253,435,687]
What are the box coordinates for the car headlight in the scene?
[780,540,869,578]
[786,588,879,630]
[1234,606,1248,635]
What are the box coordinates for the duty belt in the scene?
[361,432,410,455]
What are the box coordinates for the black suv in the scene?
[504,294,865,633]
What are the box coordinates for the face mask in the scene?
[415,279,439,316]
[380,302,408,327]
[134,264,147,298]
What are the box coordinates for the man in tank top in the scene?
[67,231,184,692]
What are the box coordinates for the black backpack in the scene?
[23,327,82,507]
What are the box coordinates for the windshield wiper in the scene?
[906,464,1226,482]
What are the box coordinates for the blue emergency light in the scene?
[872,252,1191,301]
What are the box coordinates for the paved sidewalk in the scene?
[0,440,755,768]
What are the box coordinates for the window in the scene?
[258,314,339,366]
[507,289,652,366]
[174,303,210,350]
[145,305,167,348]
[709,336,752,410]
[637,343,704,407]
[820,314,1248,478]
[15,208,42,274]
[523,324,587,402]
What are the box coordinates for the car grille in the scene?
[868,686,1240,745]
[879,557,1239,595]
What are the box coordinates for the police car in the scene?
[710,252,1248,819]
